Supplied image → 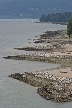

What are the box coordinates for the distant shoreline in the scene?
[35,21,67,25]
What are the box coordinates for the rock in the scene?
[8,72,72,102]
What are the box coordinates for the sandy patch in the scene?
[44,67,72,78]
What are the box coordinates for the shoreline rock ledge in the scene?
[9,72,72,102]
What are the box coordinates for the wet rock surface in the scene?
[9,72,72,102]
[14,46,53,51]
[3,53,72,64]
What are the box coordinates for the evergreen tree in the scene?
[39,12,72,22]
[67,18,72,37]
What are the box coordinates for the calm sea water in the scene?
[0,19,71,108]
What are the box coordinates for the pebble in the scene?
[32,71,72,84]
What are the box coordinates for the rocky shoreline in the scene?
[3,52,72,64]
[9,72,72,102]
[14,46,53,51]
[34,30,67,44]
[3,29,72,102]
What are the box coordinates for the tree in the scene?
[67,18,72,37]
[39,12,72,22]
[39,14,46,22]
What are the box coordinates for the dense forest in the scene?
[39,12,72,22]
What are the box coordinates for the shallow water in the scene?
[0,19,71,108]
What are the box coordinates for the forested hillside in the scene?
[0,0,72,18]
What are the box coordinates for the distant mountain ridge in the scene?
[0,0,72,19]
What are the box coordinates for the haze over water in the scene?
[0,19,71,108]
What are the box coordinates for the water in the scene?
[0,19,71,108]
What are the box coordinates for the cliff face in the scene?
[9,72,72,102]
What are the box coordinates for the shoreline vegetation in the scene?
[4,29,72,102]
